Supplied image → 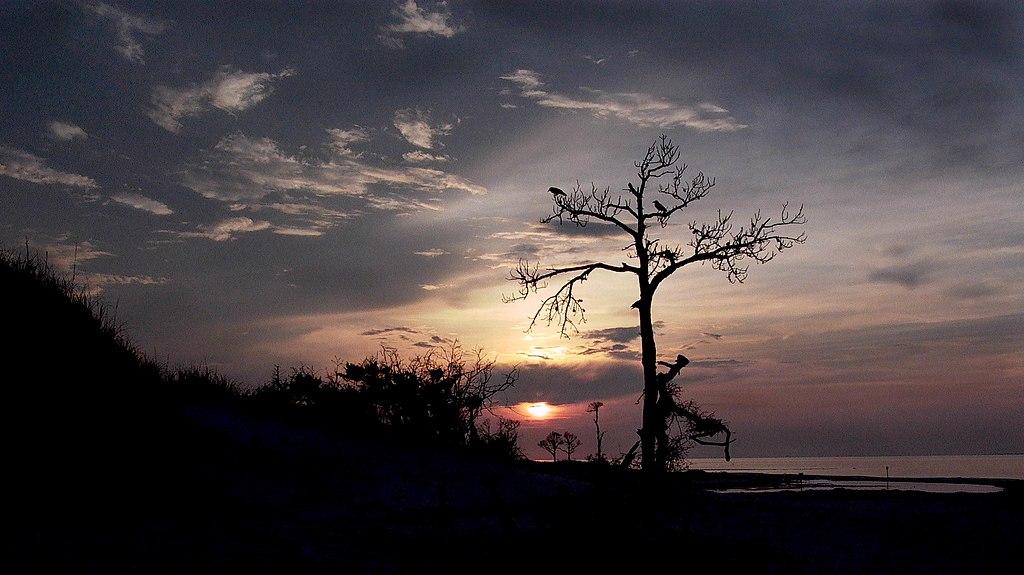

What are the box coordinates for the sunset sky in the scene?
[3,1,1022,459]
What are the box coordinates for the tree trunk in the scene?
[638,298,660,472]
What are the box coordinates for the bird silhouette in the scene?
[653,200,668,213]
[549,187,566,198]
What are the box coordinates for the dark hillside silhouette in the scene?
[3,248,166,476]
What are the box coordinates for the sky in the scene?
[2,1,1022,460]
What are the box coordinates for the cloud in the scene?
[480,226,616,266]
[360,326,421,337]
[271,227,323,237]
[538,220,622,238]
[500,69,544,90]
[176,217,273,241]
[148,67,296,132]
[411,334,455,348]
[944,281,1001,300]
[585,326,639,344]
[180,133,486,236]
[31,240,112,269]
[20,238,164,295]
[393,109,451,149]
[84,1,167,63]
[0,147,97,188]
[80,272,168,295]
[380,1,461,47]
[500,69,746,131]
[414,249,447,257]
[403,150,449,163]
[326,127,370,157]
[688,359,748,369]
[867,259,936,288]
[46,120,87,141]
[109,192,173,215]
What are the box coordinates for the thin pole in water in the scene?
[885,465,890,490]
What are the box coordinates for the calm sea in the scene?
[687,455,1024,480]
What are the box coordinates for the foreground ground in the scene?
[9,403,1021,574]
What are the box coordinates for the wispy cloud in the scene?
[46,120,87,142]
[0,147,97,188]
[478,224,618,268]
[326,127,370,157]
[500,69,746,131]
[84,1,167,63]
[148,67,296,132]
[393,109,451,149]
[178,132,486,238]
[81,272,168,295]
[110,192,173,215]
[414,249,447,257]
[688,359,748,369]
[33,240,112,269]
[23,237,166,295]
[360,326,421,337]
[403,150,449,163]
[176,217,273,242]
[379,1,461,47]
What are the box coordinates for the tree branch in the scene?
[544,181,639,237]
[504,259,637,336]
[649,203,807,292]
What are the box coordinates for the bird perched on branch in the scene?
[653,199,667,213]
[549,187,566,198]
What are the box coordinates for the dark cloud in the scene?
[360,326,421,337]
[508,361,640,403]
[944,282,1001,300]
[688,359,747,369]
[607,349,642,362]
[538,221,623,238]
[584,325,638,344]
[867,260,936,288]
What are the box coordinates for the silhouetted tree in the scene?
[586,401,606,461]
[561,431,582,461]
[474,418,524,460]
[334,343,518,449]
[538,431,563,461]
[507,136,807,472]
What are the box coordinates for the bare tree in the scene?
[507,136,806,472]
[561,431,582,461]
[538,431,563,461]
[586,401,607,461]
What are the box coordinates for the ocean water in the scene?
[687,454,1024,480]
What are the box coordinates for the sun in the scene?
[525,402,553,419]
